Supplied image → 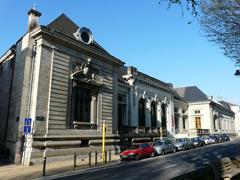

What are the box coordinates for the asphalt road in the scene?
[50,139,240,180]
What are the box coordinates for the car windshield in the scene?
[176,139,184,142]
[128,145,140,150]
[153,141,164,146]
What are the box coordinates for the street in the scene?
[49,139,240,180]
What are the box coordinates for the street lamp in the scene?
[234,69,240,77]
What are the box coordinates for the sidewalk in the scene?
[1,137,239,180]
[0,155,120,180]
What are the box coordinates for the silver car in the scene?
[174,138,193,151]
[153,139,176,155]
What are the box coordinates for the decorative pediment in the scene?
[71,59,101,86]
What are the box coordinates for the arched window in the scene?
[138,98,145,127]
[161,104,167,129]
[151,102,157,127]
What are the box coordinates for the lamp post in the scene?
[234,69,240,77]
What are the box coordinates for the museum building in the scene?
[1,7,236,165]
[0,8,183,165]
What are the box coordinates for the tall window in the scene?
[161,104,167,129]
[174,108,179,129]
[183,117,186,129]
[213,114,218,130]
[73,86,91,122]
[138,98,145,127]
[118,94,126,131]
[151,102,157,127]
[195,117,201,129]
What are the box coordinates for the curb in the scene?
[34,160,121,180]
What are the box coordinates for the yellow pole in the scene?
[102,120,106,162]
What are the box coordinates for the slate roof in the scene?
[175,86,209,103]
[46,14,110,55]
[219,101,236,110]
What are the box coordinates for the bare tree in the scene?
[160,0,198,16]
[162,0,240,66]
[200,0,240,66]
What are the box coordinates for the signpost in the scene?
[24,118,32,134]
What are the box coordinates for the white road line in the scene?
[160,164,178,170]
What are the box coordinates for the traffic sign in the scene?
[24,118,32,134]
[24,118,32,126]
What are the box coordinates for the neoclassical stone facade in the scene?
[118,66,176,140]
[175,86,235,137]
[0,8,238,165]
[0,8,178,165]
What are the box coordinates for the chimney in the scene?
[27,5,41,32]
[127,66,137,76]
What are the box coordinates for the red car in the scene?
[120,143,155,160]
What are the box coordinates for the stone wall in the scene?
[0,56,14,152]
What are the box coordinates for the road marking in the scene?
[160,164,178,170]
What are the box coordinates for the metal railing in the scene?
[42,149,117,176]
[73,150,113,171]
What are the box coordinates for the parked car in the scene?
[174,138,193,151]
[191,137,205,147]
[201,136,213,145]
[221,134,231,142]
[153,139,176,155]
[120,143,155,160]
[207,135,216,144]
[210,134,221,143]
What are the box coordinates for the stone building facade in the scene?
[175,86,235,137]
[119,66,176,140]
[173,93,189,138]
[0,8,179,165]
[0,46,15,156]
[0,8,238,166]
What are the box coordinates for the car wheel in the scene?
[173,147,177,153]
[161,149,165,155]
[135,154,140,160]
[151,152,155,157]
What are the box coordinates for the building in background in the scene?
[220,101,240,136]
[173,92,189,138]
[119,66,176,142]
[175,86,235,137]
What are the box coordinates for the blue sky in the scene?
[0,0,239,104]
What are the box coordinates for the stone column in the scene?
[178,108,183,131]
[145,98,151,128]
[157,101,161,128]
[90,95,97,125]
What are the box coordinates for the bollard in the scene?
[42,156,46,176]
[89,152,91,167]
[95,151,97,165]
[73,153,77,171]
[109,149,111,163]
[105,150,107,164]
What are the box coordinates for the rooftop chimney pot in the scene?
[27,6,41,32]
